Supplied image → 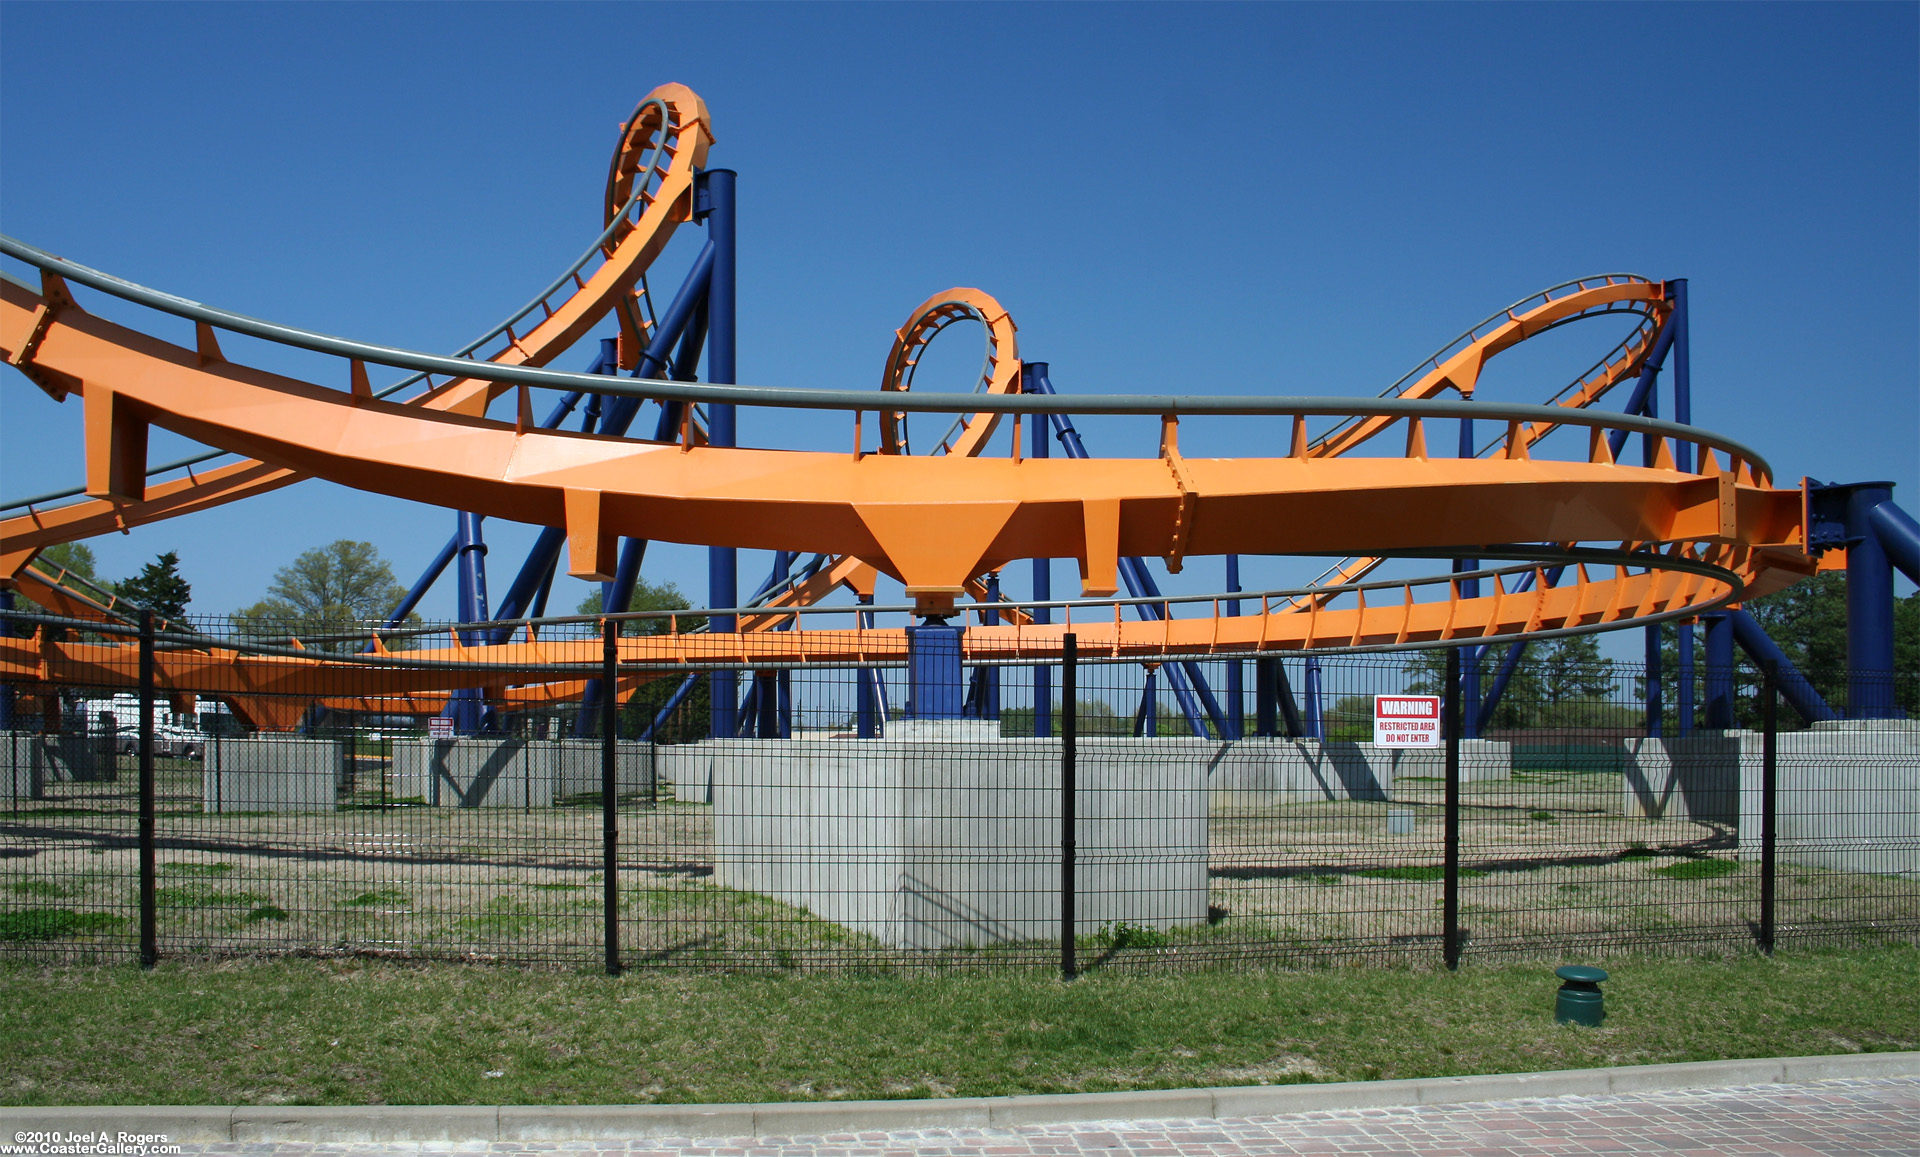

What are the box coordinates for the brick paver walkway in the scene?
[177,1076,1920,1156]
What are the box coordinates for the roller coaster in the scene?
[1,82,1914,737]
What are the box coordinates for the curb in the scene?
[5,1051,1916,1143]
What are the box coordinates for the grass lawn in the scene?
[1,944,1915,1107]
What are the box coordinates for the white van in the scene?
[75,694,208,759]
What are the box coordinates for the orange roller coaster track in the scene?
[0,87,1822,720]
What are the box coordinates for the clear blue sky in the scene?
[3,1,1915,626]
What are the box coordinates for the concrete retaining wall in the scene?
[549,740,657,799]
[668,735,1511,811]
[392,738,658,808]
[1618,722,1920,876]
[203,736,348,813]
[709,738,1209,948]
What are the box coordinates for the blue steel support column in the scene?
[1273,659,1306,738]
[1677,622,1696,736]
[1703,611,1736,729]
[981,572,1002,720]
[641,674,701,741]
[1606,311,1678,462]
[856,594,879,738]
[1642,388,1664,737]
[1673,286,1696,738]
[1868,499,1920,584]
[1303,657,1324,739]
[1728,610,1839,724]
[449,511,490,733]
[1456,413,1481,738]
[703,169,739,741]
[1226,556,1244,740]
[1253,659,1277,738]
[1135,666,1159,737]
[1845,483,1900,718]
[905,622,965,720]
[755,671,779,738]
[1027,365,1052,739]
[1026,362,1225,738]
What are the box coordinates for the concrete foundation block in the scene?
[548,739,658,799]
[392,738,552,808]
[1621,737,1741,822]
[710,737,1208,948]
[203,736,347,813]
[2,731,42,803]
[2,731,117,793]
[1737,719,1920,877]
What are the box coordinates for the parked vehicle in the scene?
[77,695,208,760]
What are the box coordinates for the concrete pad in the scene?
[711,738,1209,947]
[203,736,346,813]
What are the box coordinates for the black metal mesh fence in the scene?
[2,611,1914,971]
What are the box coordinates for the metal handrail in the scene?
[0,238,1772,483]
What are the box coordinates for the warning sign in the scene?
[1373,695,1440,747]
[428,717,455,739]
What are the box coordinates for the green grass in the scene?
[8,881,72,899]
[1652,858,1740,880]
[0,945,1913,1106]
[340,889,410,908]
[0,909,126,942]
[1352,866,1490,882]
[153,885,272,909]
[159,863,234,877]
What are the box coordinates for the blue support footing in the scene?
[905,622,965,720]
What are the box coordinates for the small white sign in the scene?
[1373,695,1441,747]
[428,717,455,739]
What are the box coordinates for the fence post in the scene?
[1442,645,1461,971]
[602,619,621,976]
[1061,633,1077,981]
[1759,658,1778,955]
[138,609,157,970]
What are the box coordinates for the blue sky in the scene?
[2,1,1915,629]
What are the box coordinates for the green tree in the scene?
[232,540,411,646]
[1402,646,1545,730]
[114,551,192,622]
[1533,634,1617,723]
[29,542,99,583]
[1738,572,1918,716]
[577,577,707,635]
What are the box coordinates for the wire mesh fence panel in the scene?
[1,607,1914,971]
[1,627,147,960]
